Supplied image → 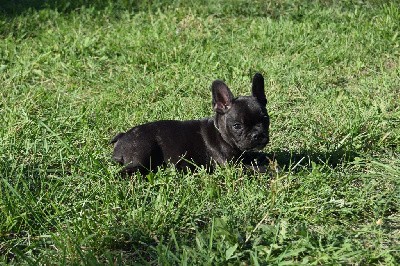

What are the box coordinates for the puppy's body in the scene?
[112,73,270,175]
[112,118,236,174]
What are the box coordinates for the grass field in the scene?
[1,0,399,264]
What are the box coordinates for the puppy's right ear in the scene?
[212,80,234,114]
[252,73,267,106]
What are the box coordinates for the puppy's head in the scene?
[212,73,270,152]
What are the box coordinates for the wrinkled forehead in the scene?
[228,96,267,121]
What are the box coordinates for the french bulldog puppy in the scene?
[111,73,270,175]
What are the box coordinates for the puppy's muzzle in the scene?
[250,132,269,149]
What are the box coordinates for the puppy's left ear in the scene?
[212,80,234,114]
[252,73,267,106]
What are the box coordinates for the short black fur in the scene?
[111,73,270,175]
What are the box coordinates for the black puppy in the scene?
[111,73,270,175]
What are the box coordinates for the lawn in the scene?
[0,0,399,264]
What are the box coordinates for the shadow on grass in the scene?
[1,0,385,17]
[244,146,358,172]
[267,148,358,170]
[1,0,148,16]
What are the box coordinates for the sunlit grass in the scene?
[1,1,399,264]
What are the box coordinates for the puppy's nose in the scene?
[251,132,267,140]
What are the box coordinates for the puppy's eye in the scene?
[233,123,242,130]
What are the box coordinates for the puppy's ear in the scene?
[212,80,234,114]
[252,73,267,106]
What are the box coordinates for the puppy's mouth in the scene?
[243,138,269,152]
[251,143,268,151]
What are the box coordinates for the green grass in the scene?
[1,0,399,264]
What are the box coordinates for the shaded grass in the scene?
[1,0,399,264]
